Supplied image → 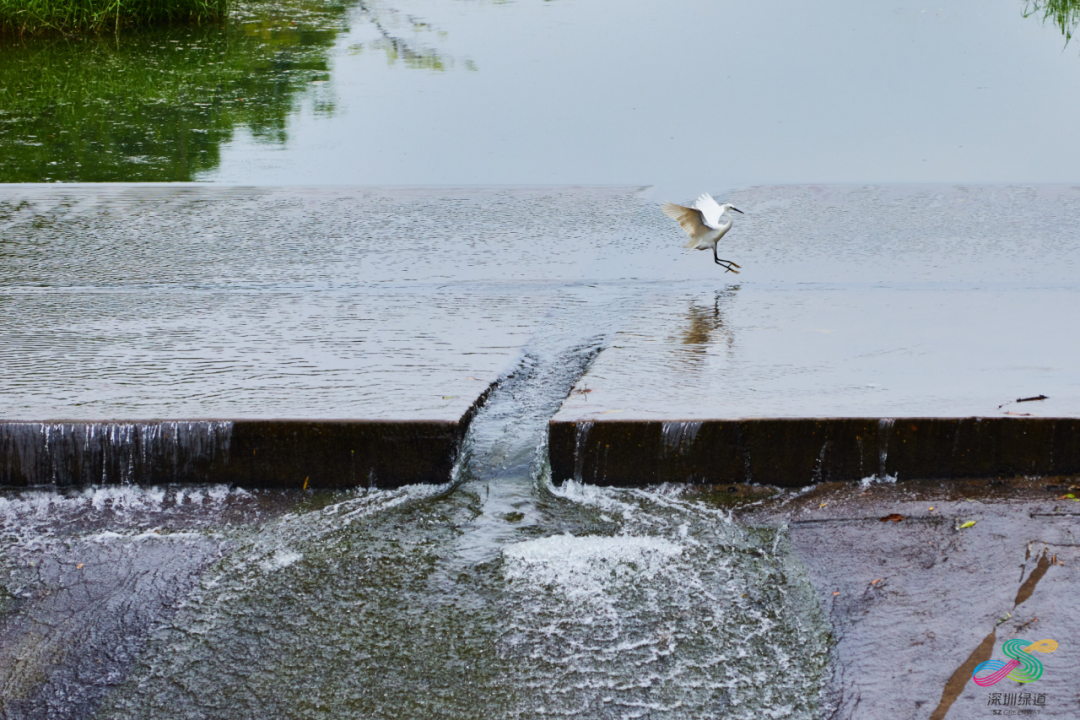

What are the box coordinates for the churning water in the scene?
[0,292,831,720]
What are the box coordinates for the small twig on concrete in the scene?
[998,394,1048,409]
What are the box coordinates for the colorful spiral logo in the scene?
[972,639,1058,687]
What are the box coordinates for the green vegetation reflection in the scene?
[0,0,462,182]
[0,0,228,36]
[1025,0,1080,43]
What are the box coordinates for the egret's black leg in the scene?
[712,246,740,273]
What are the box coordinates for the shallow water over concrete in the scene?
[737,477,1080,719]
[7,183,1080,425]
[548,184,1080,485]
[0,484,298,719]
[0,185,649,421]
[556,184,1080,421]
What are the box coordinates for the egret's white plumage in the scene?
[662,193,744,273]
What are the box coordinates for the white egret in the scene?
[662,193,744,273]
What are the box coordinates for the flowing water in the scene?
[5,1,1080,715]
[1,293,831,719]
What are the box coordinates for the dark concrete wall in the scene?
[0,420,461,489]
[228,421,460,488]
[548,418,1080,487]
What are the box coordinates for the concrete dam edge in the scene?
[4,411,1080,489]
[547,417,1080,488]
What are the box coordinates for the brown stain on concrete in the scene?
[928,629,997,720]
[1014,550,1051,607]
[930,549,1053,720]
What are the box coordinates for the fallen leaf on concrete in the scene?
[959,520,976,529]
[832,591,840,596]
[870,578,882,586]
[819,503,827,508]
[879,513,904,522]
[76,564,83,569]
[928,506,935,511]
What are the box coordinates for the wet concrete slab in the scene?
[731,479,1080,720]
[550,185,1080,486]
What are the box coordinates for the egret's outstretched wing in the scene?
[662,202,711,247]
[692,193,724,228]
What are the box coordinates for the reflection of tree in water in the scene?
[348,1,475,71]
[0,0,466,182]
[678,288,737,366]
[1024,0,1080,43]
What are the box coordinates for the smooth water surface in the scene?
[5,0,1080,187]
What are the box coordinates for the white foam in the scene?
[259,549,302,572]
[859,473,898,488]
[503,534,683,602]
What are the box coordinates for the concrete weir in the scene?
[546,184,1080,488]
[0,183,645,489]
[0,419,465,488]
[549,418,1080,487]
[6,183,1080,488]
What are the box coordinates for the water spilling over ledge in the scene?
[5,184,1080,489]
[0,420,464,488]
[549,417,1080,487]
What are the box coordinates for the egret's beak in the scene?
[731,207,744,214]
